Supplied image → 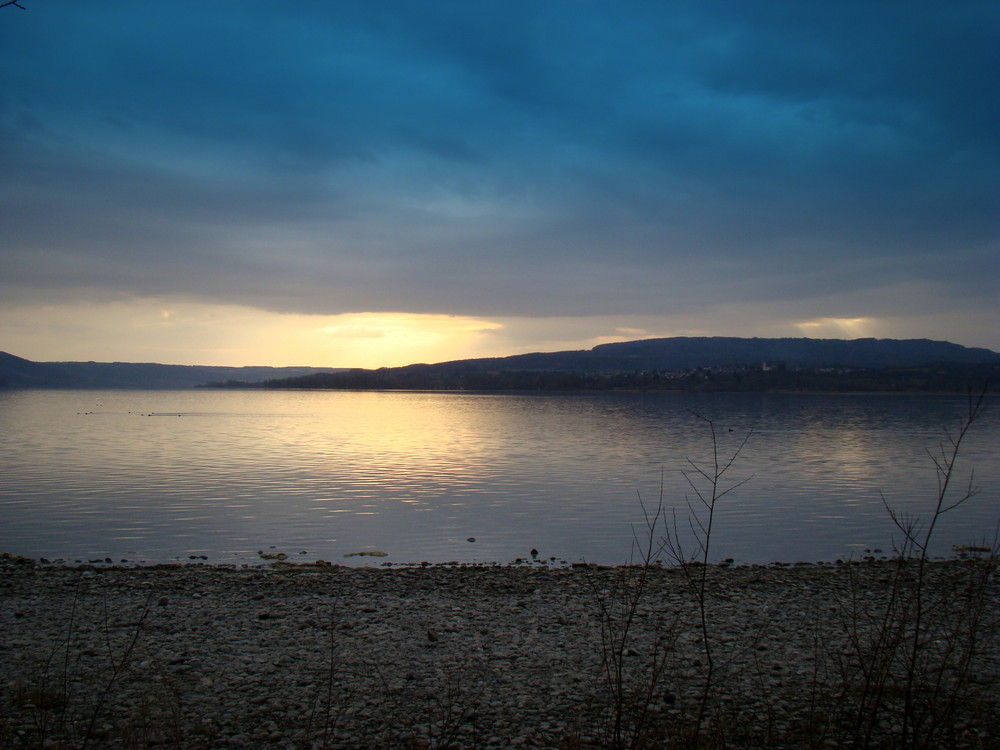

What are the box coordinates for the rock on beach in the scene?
[1,559,996,748]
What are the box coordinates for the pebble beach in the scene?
[2,557,997,749]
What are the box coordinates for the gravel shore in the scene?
[2,558,997,749]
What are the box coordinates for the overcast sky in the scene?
[2,1,998,367]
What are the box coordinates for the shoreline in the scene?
[2,559,997,748]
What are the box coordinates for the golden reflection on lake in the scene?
[0,389,995,566]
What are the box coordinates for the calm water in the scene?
[0,389,997,566]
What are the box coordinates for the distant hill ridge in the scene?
[0,351,343,389]
[403,336,1000,374]
[602,336,995,366]
[2,337,998,390]
[260,337,1000,393]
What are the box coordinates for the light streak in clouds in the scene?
[795,318,879,339]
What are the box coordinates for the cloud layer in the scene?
[2,1,998,363]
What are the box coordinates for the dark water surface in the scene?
[1,389,996,566]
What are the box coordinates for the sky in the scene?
[1,1,998,368]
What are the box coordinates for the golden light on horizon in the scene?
[309,312,506,367]
[794,317,878,339]
[0,299,506,369]
[3,297,993,371]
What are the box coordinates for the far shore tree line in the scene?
[203,361,1000,393]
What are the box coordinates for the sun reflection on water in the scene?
[0,389,996,566]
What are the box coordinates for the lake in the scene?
[0,389,996,567]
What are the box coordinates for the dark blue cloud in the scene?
[1,0,997,331]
